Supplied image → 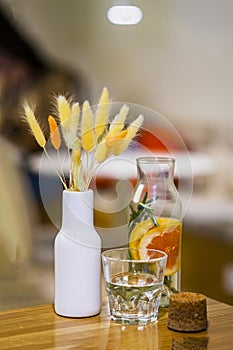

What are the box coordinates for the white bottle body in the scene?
[54,190,101,317]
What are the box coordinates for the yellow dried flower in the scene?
[95,87,109,137]
[94,141,110,163]
[22,103,46,148]
[81,100,96,152]
[112,114,144,155]
[105,129,127,148]
[57,95,71,129]
[57,99,80,150]
[70,102,80,132]
[109,105,129,136]
[21,87,144,191]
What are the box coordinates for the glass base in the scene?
[108,296,161,325]
[110,313,158,325]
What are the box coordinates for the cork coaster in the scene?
[168,292,208,332]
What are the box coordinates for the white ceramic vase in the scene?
[54,189,101,317]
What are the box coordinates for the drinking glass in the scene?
[102,248,167,325]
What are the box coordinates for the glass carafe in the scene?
[129,157,182,307]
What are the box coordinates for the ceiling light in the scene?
[107,5,143,25]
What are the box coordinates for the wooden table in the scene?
[0,298,232,350]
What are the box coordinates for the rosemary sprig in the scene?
[129,192,148,224]
[129,192,159,227]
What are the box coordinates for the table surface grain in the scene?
[0,297,232,350]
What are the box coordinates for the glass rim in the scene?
[136,156,175,165]
[101,247,167,263]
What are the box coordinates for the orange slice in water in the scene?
[129,218,182,276]
[138,219,182,275]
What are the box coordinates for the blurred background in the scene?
[0,0,232,309]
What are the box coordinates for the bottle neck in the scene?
[137,157,175,190]
[133,157,182,219]
[62,190,94,232]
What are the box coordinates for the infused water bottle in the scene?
[129,157,182,307]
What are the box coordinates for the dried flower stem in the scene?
[44,148,68,190]
[72,149,81,191]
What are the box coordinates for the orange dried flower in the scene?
[48,115,61,150]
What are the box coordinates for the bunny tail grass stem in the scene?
[68,149,72,189]
[84,151,93,191]
[72,149,81,191]
[44,148,68,190]
[57,150,67,187]
[84,151,90,190]
[85,151,96,189]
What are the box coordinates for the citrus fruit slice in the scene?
[129,219,155,259]
[138,219,182,276]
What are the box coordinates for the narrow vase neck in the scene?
[61,190,94,232]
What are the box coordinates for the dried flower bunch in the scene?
[22,87,144,191]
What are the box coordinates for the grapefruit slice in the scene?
[136,219,182,276]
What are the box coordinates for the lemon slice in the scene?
[129,219,154,259]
